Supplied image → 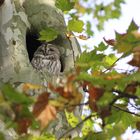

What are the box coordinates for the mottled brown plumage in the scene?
[31,44,61,75]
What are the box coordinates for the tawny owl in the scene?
[31,43,61,75]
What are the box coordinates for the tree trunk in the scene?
[0,0,81,139]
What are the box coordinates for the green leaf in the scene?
[39,27,59,42]
[26,133,55,140]
[127,20,139,33]
[68,19,84,32]
[115,31,135,54]
[55,0,74,12]
[121,111,136,128]
[86,21,94,36]
[82,118,94,136]
[1,84,33,105]
[103,54,118,66]
[76,50,105,71]
[65,111,79,127]
[105,109,122,124]
[86,132,109,140]
[97,92,115,107]
[105,122,125,138]
[95,42,107,51]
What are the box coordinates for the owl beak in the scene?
[44,46,49,55]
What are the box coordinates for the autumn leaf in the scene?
[35,104,57,129]
[124,82,139,94]
[78,35,89,40]
[136,121,140,130]
[17,118,32,134]
[88,85,104,101]
[103,37,117,46]
[33,92,57,129]
[89,98,98,112]
[87,85,104,112]
[128,46,140,67]
[33,92,50,117]
[100,106,111,119]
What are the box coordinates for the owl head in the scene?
[34,43,60,58]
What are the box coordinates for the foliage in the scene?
[38,27,59,42]
[1,0,140,140]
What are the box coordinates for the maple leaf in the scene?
[88,85,104,101]
[35,104,57,129]
[33,92,57,129]
[89,98,98,112]
[128,46,140,67]
[86,84,104,112]
[103,37,117,46]
[124,82,139,95]
[132,31,140,39]
[33,92,50,117]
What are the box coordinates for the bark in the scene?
[0,0,81,139]
[0,0,81,85]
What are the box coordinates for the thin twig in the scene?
[112,89,138,99]
[109,95,123,107]
[102,57,121,74]
[128,102,140,111]
[58,114,95,140]
[113,105,140,117]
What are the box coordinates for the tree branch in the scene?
[102,57,121,74]
[112,89,138,99]
[112,105,140,117]
[129,102,140,111]
[58,114,95,140]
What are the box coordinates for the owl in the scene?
[31,43,61,75]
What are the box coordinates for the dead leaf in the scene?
[88,85,104,101]
[103,37,117,46]
[124,82,139,94]
[35,104,57,129]
[100,106,111,119]
[33,92,57,129]
[89,98,98,112]
[33,92,50,117]
[128,46,140,67]
[17,118,32,134]
[78,35,89,40]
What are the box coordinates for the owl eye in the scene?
[49,48,54,51]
